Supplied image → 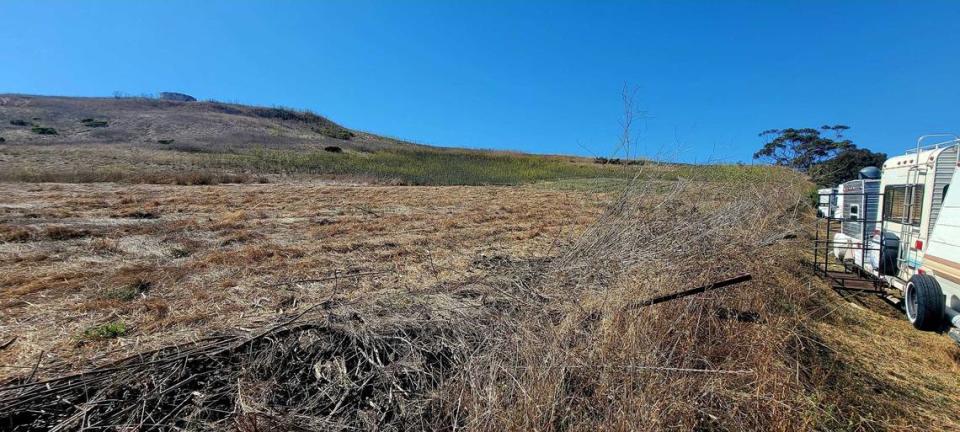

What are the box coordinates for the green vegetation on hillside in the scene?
[0,144,789,186]
[31,126,58,135]
[214,148,618,185]
[194,147,785,186]
[81,118,109,127]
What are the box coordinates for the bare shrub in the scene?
[42,225,89,241]
[0,225,34,242]
[426,172,822,430]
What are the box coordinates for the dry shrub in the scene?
[219,229,263,246]
[427,172,829,430]
[142,298,170,320]
[0,225,33,242]
[42,225,90,241]
[89,237,122,254]
[112,208,159,219]
[213,210,247,230]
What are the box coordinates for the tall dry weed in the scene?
[429,171,823,430]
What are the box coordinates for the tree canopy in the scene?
[753,125,853,173]
[808,148,888,187]
[754,125,887,187]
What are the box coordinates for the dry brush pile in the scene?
[1,171,836,431]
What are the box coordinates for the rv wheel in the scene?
[904,275,944,331]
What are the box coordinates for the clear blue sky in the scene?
[2,1,958,162]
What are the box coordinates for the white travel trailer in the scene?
[865,135,960,330]
[817,187,837,218]
[831,175,881,262]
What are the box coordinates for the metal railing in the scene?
[812,190,887,293]
[905,134,959,154]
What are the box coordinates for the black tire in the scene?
[905,275,944,331]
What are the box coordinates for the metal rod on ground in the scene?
[625,273,753,310]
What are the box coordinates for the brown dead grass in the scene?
[805,287,960,430]
[2,176,960,430]
[0,181,605,380]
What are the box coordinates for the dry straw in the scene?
[1,171,823,431]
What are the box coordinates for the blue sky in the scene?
[2,1,958,162]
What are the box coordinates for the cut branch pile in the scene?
[0,297,486,431]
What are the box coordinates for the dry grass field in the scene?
[0,182,606,379]
[2,174,959,430]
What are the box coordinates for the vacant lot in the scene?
[1,175,959,431]
[0,182,606,378]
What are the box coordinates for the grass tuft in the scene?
[83,321,128,340]
[102,279,151,301]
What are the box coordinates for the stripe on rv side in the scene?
[923,255,960,285]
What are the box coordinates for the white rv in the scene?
[817,187,837,218]
[863,135,960,330]
[831,175,881,262]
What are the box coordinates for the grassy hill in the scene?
[0,94,775,186]
[0,93,405,152]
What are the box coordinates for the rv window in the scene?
[883,186,905,221]
[909,185,924,225]
[849,204,859,221]
[882,185,924,225]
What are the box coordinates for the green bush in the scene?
[31,126,58,135]
[314,126,354,140]
[157,139,175,145]
[9,119,30,126]
[82,119,108,127]
[83,321,127,340]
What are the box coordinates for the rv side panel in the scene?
[841,179,880,241]
[923,169,960,311]
[928,145,959,238]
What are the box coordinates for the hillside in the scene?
[0,93,414,152]
[0,94,778,186]
[0,94,632,185]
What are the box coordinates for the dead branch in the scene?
[625,273,753,310]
